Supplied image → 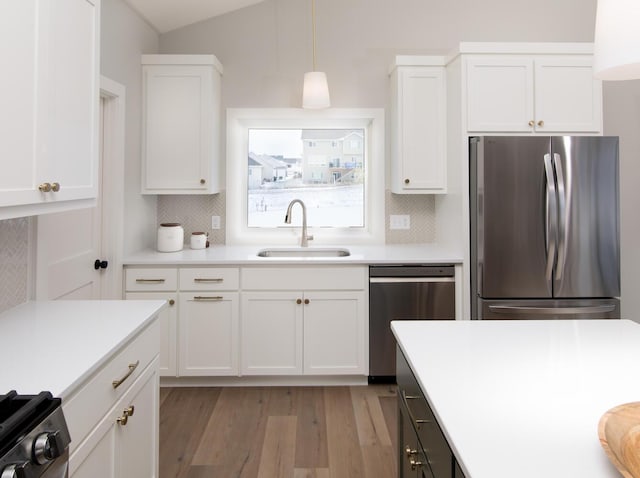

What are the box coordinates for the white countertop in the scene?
[0,300,166,399]
[123,243,462,265]
[391,319,640,478]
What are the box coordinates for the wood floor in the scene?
[159,385,398,478]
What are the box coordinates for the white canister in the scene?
[190,232,207,250]
[157,223,184,252]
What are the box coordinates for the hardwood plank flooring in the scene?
[160,385,397,478]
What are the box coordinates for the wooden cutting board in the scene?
[599,402,640,478]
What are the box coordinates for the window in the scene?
[227,108,384,245]
[247,128,365,228]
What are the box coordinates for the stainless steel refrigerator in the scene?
[470,136,620,320]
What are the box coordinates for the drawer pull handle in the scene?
[116,405,135,426]
[415,419,431,424]
[410,457,424,471]
[405,446,418,457]
[404,395,420,400]
[135,279,165,284]
[193,296,223,301]
[194,278,223,283]
[112,360,139,389]
[168,299,175,306]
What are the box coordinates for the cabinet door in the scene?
[303,291,366,374]
[117,365,159,478]
[125,293,177,376]
[0,1,39,207]
[392,66,447,193]
[466,56,534,132]
[534,56,602,133]
[0,0,98,214]
[241,292,303,375]
[38,0,99,200]
[142,65,215,193]
[178,292,239,376]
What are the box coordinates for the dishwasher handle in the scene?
[369,277,455,283]
[369,265,455,278]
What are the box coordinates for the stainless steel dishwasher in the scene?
[369,265,455,383]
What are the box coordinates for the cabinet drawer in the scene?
[125,268,178,291]
[179,267,239,290]
[242,267,366,290]
[63,319,160,455]
[397,347,453,478]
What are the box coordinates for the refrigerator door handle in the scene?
[543,153,558,281]
[553,152,568,281]
[488,305,616,315]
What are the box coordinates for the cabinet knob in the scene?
[537,120,544,127]
[296,299,302,305]
[304,299,310,305]
[528,120,535,127]
[404,178,410,184]
[200,179,206,185]
[51,182,60,192]
[39,182,52,192]
[169,299,175,306]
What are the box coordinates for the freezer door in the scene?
[475,136,552,298]
[551,137,620,298]
[479,298,620,320]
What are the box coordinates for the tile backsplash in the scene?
[0,218,30,314]
[157,190,435,244]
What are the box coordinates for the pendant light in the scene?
[593,0,640,80]
[302,0,330,108]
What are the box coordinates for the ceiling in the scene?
[123,0,266,34]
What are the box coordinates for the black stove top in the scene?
[0,391,61,457]
[0,391,70,477]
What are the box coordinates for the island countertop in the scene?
[391,319,640,478]
[0,300,166,399]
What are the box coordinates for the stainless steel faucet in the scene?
[284,199,313,247]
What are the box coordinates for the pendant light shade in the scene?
[593,0,640,80]
[302,0,330,108]
[303,71,330,109]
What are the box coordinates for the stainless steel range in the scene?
[0,391,71,478]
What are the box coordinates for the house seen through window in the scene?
[247,128,365,228]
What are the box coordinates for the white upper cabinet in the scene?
[390,58,447,194]
[0,0,100,220]
[141,55,223,194]
[464,45,602,134]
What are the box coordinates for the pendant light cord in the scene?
[311,0,317,71]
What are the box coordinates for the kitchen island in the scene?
[392,319,640,478]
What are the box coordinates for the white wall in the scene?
[101,0,160,255]
[603,82,640,320]
[156,0,640,320]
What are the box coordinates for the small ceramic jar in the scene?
[157,223,184,252]
[190,232,207,250]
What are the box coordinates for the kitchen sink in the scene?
[256,247,351,258]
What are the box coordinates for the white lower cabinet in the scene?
[303,291,365,374]
[124,265,367,378]
[242,292,303,374]
[124,268,179,377]
[70,360,159,478]
[240,266,367,376]
[178,292,239,375]
[125,292,177,376]
[66,319,160,478]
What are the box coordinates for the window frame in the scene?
[226,108,385,245]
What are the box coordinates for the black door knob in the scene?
[94,259,108,270]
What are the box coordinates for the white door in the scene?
[35,95,104,300]
[36,78,125,300]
